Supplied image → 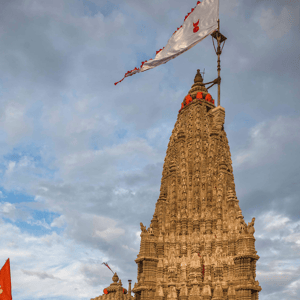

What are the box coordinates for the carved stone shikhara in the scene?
[92,70,261,300]
[91,272,134,300]
[132,71,261,300]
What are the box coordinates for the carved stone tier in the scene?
[133,70,262,300]
[91,273,133,300]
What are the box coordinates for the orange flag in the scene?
[0,259,12,300]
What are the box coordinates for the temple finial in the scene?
[194,69,203,83]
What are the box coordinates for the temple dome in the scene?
[188,69,208,95]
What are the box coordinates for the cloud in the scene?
[260,4,299,40]
[0,221,115,299]
[263,211,290,232]
[21,269,60,280]
[27,218,51,230]
[0,201,31,222]
[233,115,300,169]
[51,215,66,228]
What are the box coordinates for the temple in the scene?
[92,69,262,300]
[132,70,261,300]
[91,272,134,300]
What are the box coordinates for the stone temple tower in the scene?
[132,70,262,300]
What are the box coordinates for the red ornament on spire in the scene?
[205,93,212,101]
[196,92,203,99]
[185,94,192,105]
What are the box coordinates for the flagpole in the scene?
[217,19,220,106]
[211,19,227,107]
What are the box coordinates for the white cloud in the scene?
[6,161,16,175]
[21,269,60,280]
[0,202,16,214]
[51,215,66,228]
[0,102,34,146]
[233,115,300,169]
[27,218,51,230]
[260,4,299,40]
[92,215,125,242]
[94,227,125,241]
[263,211,290,232]
[122,244,138,252]
[0,201,31,222]
[0,221,113,299]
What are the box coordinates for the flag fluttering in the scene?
[102,262,114,274]
[114,0,219,85]
[0,259,12,300]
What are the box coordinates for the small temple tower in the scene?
[132,70,262,300]
[91,272,134,300]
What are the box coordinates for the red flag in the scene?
[102,262,114,274]
[0,259,12,300]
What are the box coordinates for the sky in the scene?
[0,0,299,299]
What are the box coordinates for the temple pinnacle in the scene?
[188,68,208,94]
[194,69,203,83]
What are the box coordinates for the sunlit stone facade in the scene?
[132,70,262,300]
[92,70,262,300]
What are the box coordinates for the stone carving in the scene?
[167,286,177,300]
[92,70,262,300]
[155,282,164,297]
[140,222,147,233]
[247,217,256,235]
[190,252,201,269]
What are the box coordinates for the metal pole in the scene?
[211,19,226,107]
[217,19,221,107]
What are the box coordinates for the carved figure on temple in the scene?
[155,282,164,297]
[164,256,168,266]
[204,254,211,265]
[179,284,188,297]
[247,217,256,234]
[223,218,228,230]
[148,225,154,235]
[181,256,187,268]
[190,252,201,269]
[140,273,145,284]
[238,218,247,234]
[158,232,163,242]
[192,230,197,241]
[167,286,177,300]
[201,209,205,219]
[202,285,212,296]
[215,246,222,257]
[213,282,223,297]
[140,222,147,233]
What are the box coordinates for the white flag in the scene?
[115,0,219,85]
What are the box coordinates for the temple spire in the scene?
[132,70,261,300]
[194,69,204,83]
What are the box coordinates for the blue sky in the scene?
[0,0,300,299]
